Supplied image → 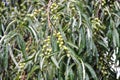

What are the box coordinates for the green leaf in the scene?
[51,56,59,68]
[4,19,17,34]
[97,40,108,50]
[8,44,19,68]
[67,42,79,49]
[113,28,119,47]
[85,63,98,80]
[3,45,9,71]
[26,65,39,80]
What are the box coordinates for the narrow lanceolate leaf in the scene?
[85,63,98,80]
[4,45,9,71]
[0,35,6,44]
[67,46,84,80]
[8,44,19,69]
[4,19,16,34]
[65,57,71,80]
[29,26,39,43]
[79,58,86,80]
[67,42,79,49]
[26,65,39,80]
[97,40,108,50]
[51,56,59,68]
[17,34,26,59]
[4,31,18,43]
[85,73,90,80]
[40,57,45,71]
[113,28,119,47]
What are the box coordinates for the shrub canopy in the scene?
[0,0,120,80]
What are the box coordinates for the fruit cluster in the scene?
[27,8,44,17]
[42,36,52,55]
[53,31,70,57]
[56,32,64,49]
[19,62,25,70]
[101,0,106,7]
[91,18,101,23]
[27,10,39,17]
[70,3,75,12]
[41,32,70,57]
[18,62,26,79]
[91,18,101,31]
[50,3,58,13]
[101,0,115,8]
[98,56,108,76]
[0,2,7,16]
[104,9,108,16]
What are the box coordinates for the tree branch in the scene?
[47,0,52,30]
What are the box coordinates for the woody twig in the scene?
[47,0,52,30]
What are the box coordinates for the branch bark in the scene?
[47,0,52,30]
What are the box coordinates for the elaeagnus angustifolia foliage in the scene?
[0,0,119,80]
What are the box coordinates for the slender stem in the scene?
[47,0,52,30]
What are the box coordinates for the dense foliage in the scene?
[0,0,120,80]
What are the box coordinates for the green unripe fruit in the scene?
[42,49,44,51]
[44,52,47,54]
[47,48,52,52]
[60,42,64,45]
[57,32,61,36]
[53,33,56,36]
[67,53,70,57]
[43,45,47,48]
[59,44,62,47]
[57,41,59,43]
[100,57,103,60]
[104,71,107,74]
[63,46,68,50]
